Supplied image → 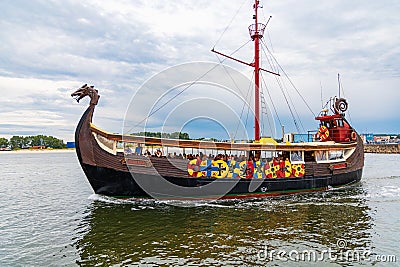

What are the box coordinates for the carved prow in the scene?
[72,84,101,167]
[71,84,100,106]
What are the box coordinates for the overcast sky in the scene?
[1,0,399,142]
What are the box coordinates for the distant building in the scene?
[31,146,46,149]
[374,135,390,144]
[362,134,400,144]
[66,142,75,148]
[284,133,313,143]
[360,133,374,144]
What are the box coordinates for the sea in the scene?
[0,151,399,266]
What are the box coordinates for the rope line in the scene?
[213,0,248,49]
[262,39,316,117]
[260,72,282,128]
[233,72,254,140]
[126,61,227,133]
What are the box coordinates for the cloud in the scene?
[0,0,399,142]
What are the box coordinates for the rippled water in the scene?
[0,151,399,266]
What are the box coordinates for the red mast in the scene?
[253,0,261,141]
[211,0,279,141]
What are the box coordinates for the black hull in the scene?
[81,162,362,199]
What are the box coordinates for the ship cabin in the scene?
[89,122,358,180]
[315,113,356,143]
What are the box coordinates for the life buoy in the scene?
[351,131,357,141]
[318,126,329,141]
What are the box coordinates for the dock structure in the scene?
[364,144,400,154]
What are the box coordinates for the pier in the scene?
[364,144,400,154]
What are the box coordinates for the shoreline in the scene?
[0,149,76,154]
[2,146,400,154]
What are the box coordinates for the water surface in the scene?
[0,152,399,266]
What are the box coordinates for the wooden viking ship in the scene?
[71,0,364,200]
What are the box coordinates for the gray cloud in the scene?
[0,0,399,141]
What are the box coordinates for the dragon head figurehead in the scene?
[71,84,100,106]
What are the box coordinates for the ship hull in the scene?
[81,162,362,199]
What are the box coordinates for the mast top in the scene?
[248,23,266,40]
[248,0,265,40]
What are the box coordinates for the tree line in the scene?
[132,132,227,141]
[0,135,65,150]
[133,132,190,140]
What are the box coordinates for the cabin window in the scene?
[315,150,327,161]
[322,121,333,128]
[165,147,185,159]
[117,142,124,149]
[262,150,274,161]
[96,133,115,150]
[304,151,315,162]
[315,150,345,162]
[124,144,133,154]
[290,151,304,163]
[343,148,355,159]
[123,143,146,155]
[328,150,343,160]
[336,119,344,127]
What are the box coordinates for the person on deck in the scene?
[155,149,162,158]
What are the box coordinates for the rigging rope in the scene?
[127,40,252,134]
[259,44,276,138]
[279,76,306,133]
[259,41,303,133]
[126,62,226,133]
[213,0,248,49]
[260,72,282,130]
[338,76,353,124]
[260,90,275,138]
[261,39,316,118]
[214,40,252,97]
[273,73,302,133]
[127,1,316,138]
[244,91,252,140]
[232,71,254,140]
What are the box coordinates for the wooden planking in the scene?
[150,157,188,177]
[91,138,128,172]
